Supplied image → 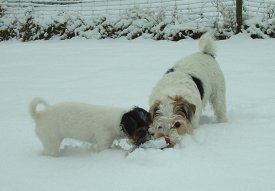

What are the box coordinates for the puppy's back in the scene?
[33,100,126,143]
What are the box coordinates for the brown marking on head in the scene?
[169,96,196,136]
[173,120,191,135]
[129,126,149,145]
[171,96,196,122]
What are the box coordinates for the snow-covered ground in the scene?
[1,35,275,191]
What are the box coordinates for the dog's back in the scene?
[175,33,219,72]
[31,100,125,140]
[174,33,225,106]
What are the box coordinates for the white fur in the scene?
[29,98,126,156]
[149,33,227,135]
[199,32,217,56]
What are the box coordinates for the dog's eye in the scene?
[158,126,163,129]
[173,122,181,128]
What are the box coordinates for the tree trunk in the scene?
[236,0,243,33]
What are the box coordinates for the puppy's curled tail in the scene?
[198,32,217,57]
[29,97,49,120]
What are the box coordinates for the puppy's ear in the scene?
[149,101,160,118]
[120,113,136,136]
[173,96,196,121]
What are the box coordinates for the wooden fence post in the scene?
[236,0,243,33]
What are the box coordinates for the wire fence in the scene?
[2,0,219,17]
[1,0,275,41]
[1,0,275,20]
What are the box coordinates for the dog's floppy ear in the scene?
[120,113,137,136]
[181,102,196,121]
[173,96,196,121]
[149,101,160,118]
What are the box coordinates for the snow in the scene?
[1,35,275,191]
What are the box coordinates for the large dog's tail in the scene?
[198,32,217,58]
[29,97,49,120]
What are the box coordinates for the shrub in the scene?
[0,4,274,41]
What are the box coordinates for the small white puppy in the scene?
[29,98,125,156]
[149,33,227,139]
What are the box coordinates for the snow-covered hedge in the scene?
[244,18,275,38]
[0,5,274,41]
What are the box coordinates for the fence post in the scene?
[236,0,242,33]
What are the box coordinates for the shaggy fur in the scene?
[149,33,227,138]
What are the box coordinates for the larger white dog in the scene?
[149,33,227,139]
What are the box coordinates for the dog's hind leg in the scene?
[40,137,62,156]
[36,130,62,156]
[210,89,227,123]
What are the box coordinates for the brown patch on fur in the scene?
[130,126,149,145]
[175,121,192,135]
[170,96,196,122]
[121,124,149,145]
[149,101,160,118]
